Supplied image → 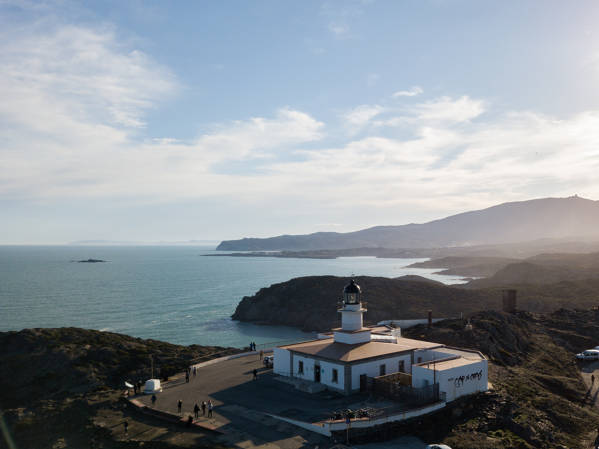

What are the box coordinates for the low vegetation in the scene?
[0,328,239,449]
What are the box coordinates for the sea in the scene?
[0,246,466,348]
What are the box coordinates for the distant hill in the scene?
[406,256,520,277]
[464,251,599,287]
[218,196,599,251]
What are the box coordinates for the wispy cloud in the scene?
[343,104,385,129]
[392,86,423,97]
[0,24,176,130]
[412,96,485,123]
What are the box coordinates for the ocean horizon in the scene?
[0,245,466,348]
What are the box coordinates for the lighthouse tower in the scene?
[334,279,372,344]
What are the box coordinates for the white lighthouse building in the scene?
[273,279,488,401]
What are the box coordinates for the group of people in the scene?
[185,366,198,383]
[177,399,213,419]
[249,341,257,351]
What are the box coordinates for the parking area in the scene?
[132,353,417,448]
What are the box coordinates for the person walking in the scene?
[193,403,200,419]
[259,350,263,360]
[253,368,258,380]
[193,366,197,378]
[207,400,213,418]
[151,394,157,407]
[201,401,206,417]
[185,372,190,383]
[123,421,128,435]
[177,399,182,414]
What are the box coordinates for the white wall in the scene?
[340,307,363,330]
[273,347,291,376]
[293,355,316,382]
[351,353,412,391]
[319,360,345,391]
[412,359,488,402]
[416,349,455,364]
[334,330,371,344]
[292,355,344,392]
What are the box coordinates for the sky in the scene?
[2,0,599,244]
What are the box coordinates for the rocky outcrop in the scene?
[232,275,487,331]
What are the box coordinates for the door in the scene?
[360,374,367,392]
[314,365,321,383]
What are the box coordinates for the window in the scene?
[379,364,386,376]
[399,360,405,373]
[298,361,304,374]
[332,368,338,383]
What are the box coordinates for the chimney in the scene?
[427,310,432,328]
[502,289,517,313]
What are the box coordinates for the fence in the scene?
[372,376,440,407]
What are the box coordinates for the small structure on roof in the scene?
[273,278,488,402]
[143,379,163,394]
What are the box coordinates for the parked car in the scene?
[263,355,273,367]
[576,349,599,360]
[426,445,452,449]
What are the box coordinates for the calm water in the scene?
[0,246,465,347]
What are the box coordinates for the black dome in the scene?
[343,279,361,294]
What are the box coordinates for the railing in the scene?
[372,376,441,407]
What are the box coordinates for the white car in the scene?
[576,349,599,360]
[263,355,273,367]
[426,445,452,449]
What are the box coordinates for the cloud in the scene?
[0,24,176,133]
[342,104,385,129]
[392,86,423,97]
[2,14,599,235]
[194,108,324,163]
[412,96,485,123]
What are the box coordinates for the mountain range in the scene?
[217,196,599,251]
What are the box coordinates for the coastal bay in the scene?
[0,246,466,348]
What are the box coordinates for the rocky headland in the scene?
[231,275,599,332]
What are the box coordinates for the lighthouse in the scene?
[333,279,372,344]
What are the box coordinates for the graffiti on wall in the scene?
[448,370,483,388]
